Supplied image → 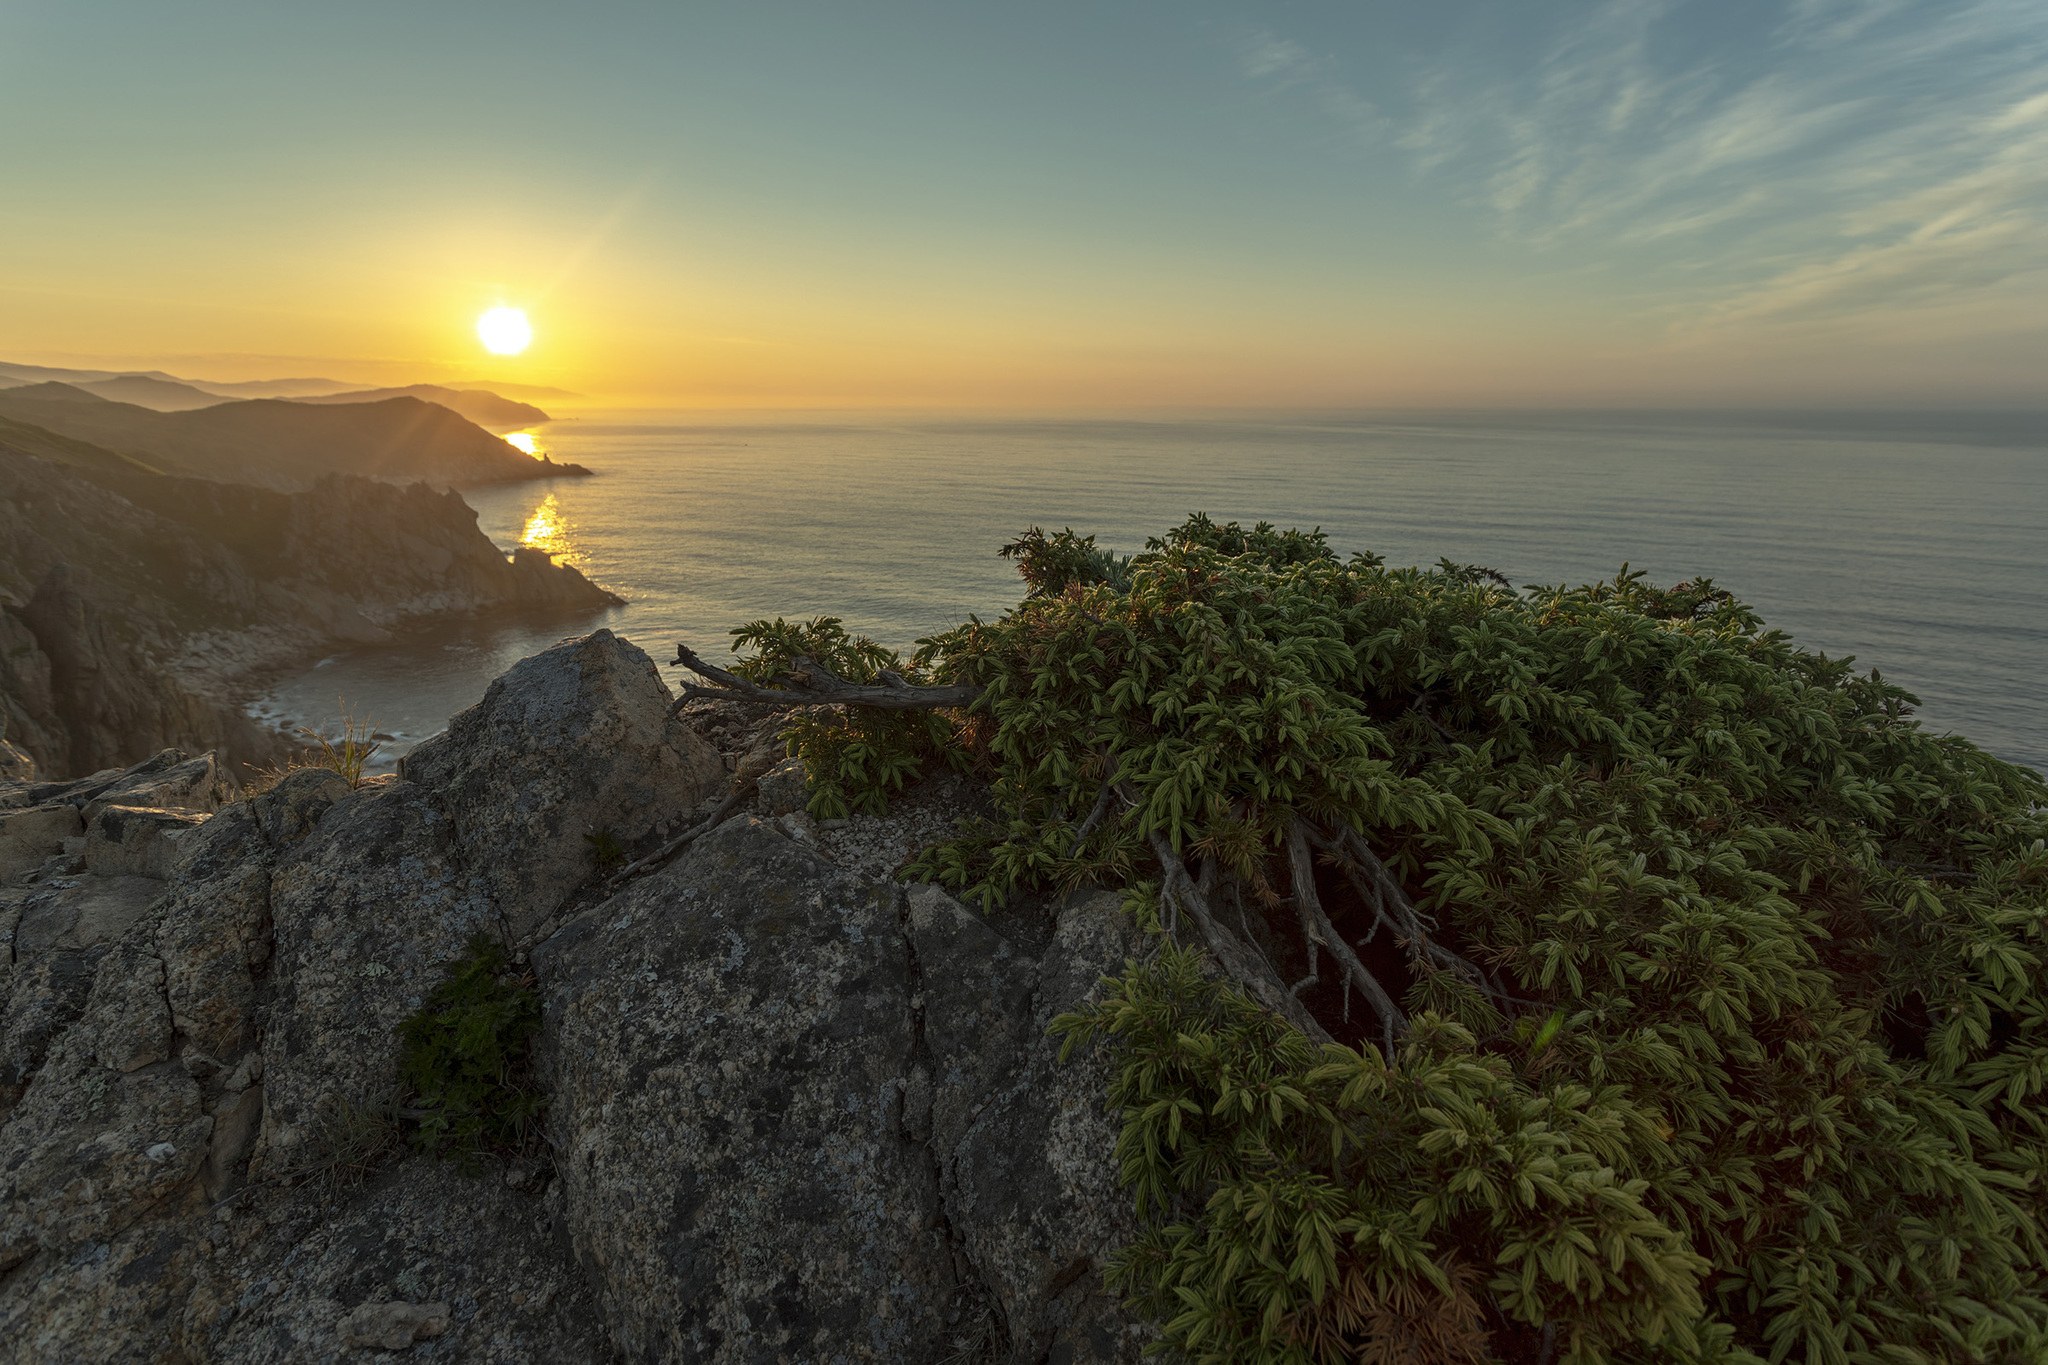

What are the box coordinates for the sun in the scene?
[477,306,532,355]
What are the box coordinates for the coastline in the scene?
[0,440,621,781]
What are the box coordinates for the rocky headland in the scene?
[0,436,620,780]
[0,386,584,491]
[0,630,1150,1363]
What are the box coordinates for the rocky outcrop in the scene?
[400,629,726,939]
[0,631,1154,1362]
[0,440,623,779]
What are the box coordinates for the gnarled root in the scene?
[1288,819,1407,1060]
[1306,821,1530,1014]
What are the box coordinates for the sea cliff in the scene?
[0,442,620,780]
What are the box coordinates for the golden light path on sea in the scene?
[504,431,540,455]
[518,492,583,567]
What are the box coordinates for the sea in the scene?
[249,410,2048,777]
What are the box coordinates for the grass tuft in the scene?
[245,699,384,796]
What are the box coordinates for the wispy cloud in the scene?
[1251,0,2048,341]
[1236,29,1387,144]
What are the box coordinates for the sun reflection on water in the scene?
[504,431,541,456]
[518,493,583,566]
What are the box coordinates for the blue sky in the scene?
[3,1,2044,405]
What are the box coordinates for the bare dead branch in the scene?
[606,787,744,890]
[667,642,985,713]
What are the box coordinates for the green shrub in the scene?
[728,614,966,818]
[396,935,544,1171]
[730,515,2048,1364]
[585,825,627,871]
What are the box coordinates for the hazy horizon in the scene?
[6,1,2046,409]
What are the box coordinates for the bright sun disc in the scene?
[477,306,531,355]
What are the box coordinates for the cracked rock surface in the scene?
[0,631,1156,1362]
[535,817,1148,1364]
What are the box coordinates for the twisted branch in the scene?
[667,642,984,713]
[1289,820,1406,1060]
[1067,754,1120,856]
[1308,822,1539,1012]
[1146,826,1331,1045]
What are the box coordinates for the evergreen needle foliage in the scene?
[723,514,2048,1364]
[396,935,545,1172]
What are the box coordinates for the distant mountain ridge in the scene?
[289,384,547,426]
[0,372,548,424]
[0,359,579,403]
[72,376,231,411]
[0,385,586,491]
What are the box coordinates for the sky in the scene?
[3,0,2046,408]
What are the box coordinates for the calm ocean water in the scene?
[252,410,2048,776]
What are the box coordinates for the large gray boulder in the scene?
[402,629,727,939]
[534,816,1151,1363]
[0,871,162,1119]
[0,803,79,883]
[81,748,224,818]
[0,936,210,1276]
[83,805,209,879]
[156,769,346,1066]
[907,884,1148,1363]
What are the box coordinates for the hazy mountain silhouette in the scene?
[0,381,116,403]
[179,376,387,398]
[0,361,191,386]
[0,387,582,489]
[73,375,225,411]
[291,384,547,425]
[0,409,177,478]
[0,360,581,405]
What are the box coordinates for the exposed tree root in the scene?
[1307,822,1535,1015]
[1147,827,1331,1045]
[665,642,1499,1049]
[1289,819,1407,1060]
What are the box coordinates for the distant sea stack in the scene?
[0,432,621,780]
[0,385,585,491]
